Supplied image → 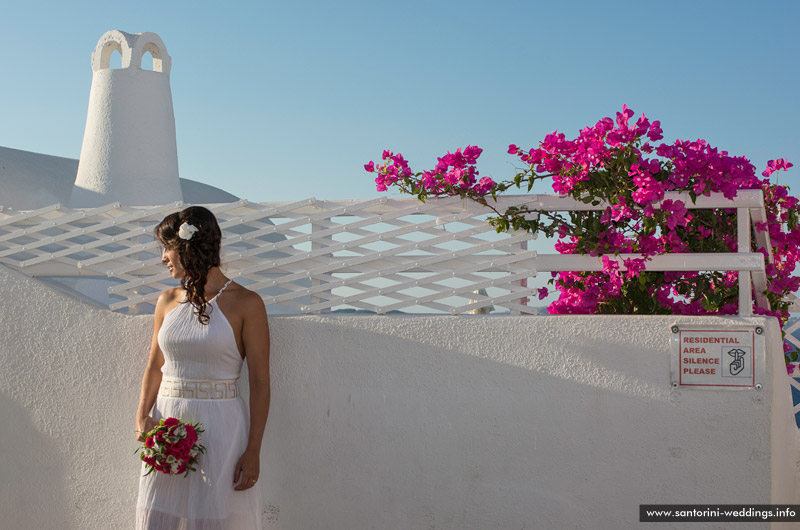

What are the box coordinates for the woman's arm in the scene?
[134,290,171,441]
[233,291,271,491]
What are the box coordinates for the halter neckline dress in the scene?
[136,280,262,530]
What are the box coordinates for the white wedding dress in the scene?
[136,280,262,530]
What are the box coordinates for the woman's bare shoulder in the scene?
[228,283,267,314]
[154,287,185,316]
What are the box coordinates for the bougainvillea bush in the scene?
[365,106,799,364]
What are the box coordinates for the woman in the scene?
[135,206,270,530]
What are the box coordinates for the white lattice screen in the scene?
[0,192,776,315]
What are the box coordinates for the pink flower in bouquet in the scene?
[175,439,192,459]
[185,424,197,442]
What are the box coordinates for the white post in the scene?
[310,201,331,314]
[737,207,752,316]
[518,238,530,315]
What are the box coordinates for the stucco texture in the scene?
[0,264,797,529]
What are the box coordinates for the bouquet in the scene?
[136,417,205,477]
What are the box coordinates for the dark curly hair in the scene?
[155,206,222,324]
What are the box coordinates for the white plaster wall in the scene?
[0,264,796,530]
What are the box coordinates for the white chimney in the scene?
[70,30,182,207]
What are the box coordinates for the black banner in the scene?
[640,504,800,522]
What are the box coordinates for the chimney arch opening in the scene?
[140,42,163,72]
[100,40,124,70]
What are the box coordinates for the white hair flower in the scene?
[178,222,199,240]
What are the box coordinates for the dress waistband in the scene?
[159,378,239,400]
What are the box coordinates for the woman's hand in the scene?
[233,448,260,491]
[135,416,158,442]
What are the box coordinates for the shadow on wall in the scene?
[0,391,76,529]
[0,263,152,529]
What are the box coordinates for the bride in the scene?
[134,206,270,530]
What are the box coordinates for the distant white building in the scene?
[0,146,238,209]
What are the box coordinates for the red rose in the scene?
[145,436,155,448]
[163,417,179,428]
[169,440,185,459]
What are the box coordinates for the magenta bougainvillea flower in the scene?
[366,105,799,365]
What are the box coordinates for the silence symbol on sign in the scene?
[727,348,746,376]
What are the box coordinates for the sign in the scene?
[670,326,764,389]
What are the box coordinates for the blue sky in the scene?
[1,0,797,202]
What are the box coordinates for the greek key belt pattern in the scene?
[159,379,239,400]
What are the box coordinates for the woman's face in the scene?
[161,245,185,279]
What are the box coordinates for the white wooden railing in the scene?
[0,191,776,315]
